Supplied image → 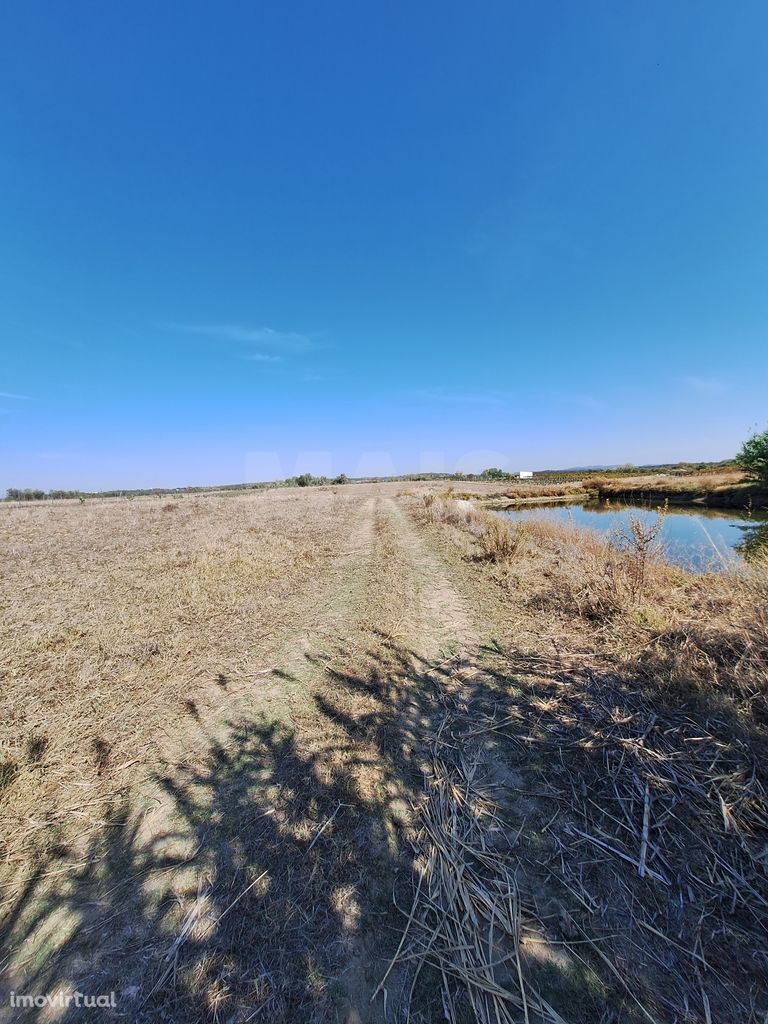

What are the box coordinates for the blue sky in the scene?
[2,1,767,489]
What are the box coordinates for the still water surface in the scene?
[494,500,768,571]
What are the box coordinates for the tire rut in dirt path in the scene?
[375,497,479,660]
[332,497,505,1024]
[336,498,571,1024]
[130,493,383,870]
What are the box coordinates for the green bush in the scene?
[735,429,768,483]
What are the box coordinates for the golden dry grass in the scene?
[419,495,768,690]
[585,468,750,495]
[2,484,767,1022]
[1,483,497,1021]
[412,495,768,1022]
[0,488,365,869]
[499,481,586,500]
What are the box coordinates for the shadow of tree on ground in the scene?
[1,641,501,1022]
[2,637,766,1023]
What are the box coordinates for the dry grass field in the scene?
[590,469,745,492]
[1,483,767,1023]
[585,469,766,507]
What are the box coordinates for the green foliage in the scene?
[5,488,47,501]
[332,473,349,485]
[5,488,86,501]
[735,429,768,483]
[480,467,512,480]
[735,519,768,561]
[289,473,330,487]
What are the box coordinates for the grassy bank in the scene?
[417,493,768,1021]
[585,470,768,509]
[432,481,587,505]
[434,470,768,511]
[420,493,768,701]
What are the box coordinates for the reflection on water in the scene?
[734,519,768,561]
[493,500,768,572]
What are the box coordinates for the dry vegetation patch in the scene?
[0,489,363,881]
[584,470,746,493]
[585,469,768,509]
[411,494,768,1021]
[2,485,767,1021]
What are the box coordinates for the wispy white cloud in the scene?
[166,322,312,352]
[0,391,30,400]
[245,352,283,363]
[681,375,727,395]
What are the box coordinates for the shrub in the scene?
[423,495,476,528]
[477,517,524,562]
[735,428,768,483]
[287,473,330,487]
[611,505,667,603]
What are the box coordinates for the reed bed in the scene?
[378,713,566,1024]
[486,659,768,1022]
[584,470,745,495]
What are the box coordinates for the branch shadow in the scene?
[1,642,492,1022]
[4,636,763,1023]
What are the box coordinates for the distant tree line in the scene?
[5,455,750,503]
[3,475,352,501]
[5,488,85,501]
[286,473,349,487]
